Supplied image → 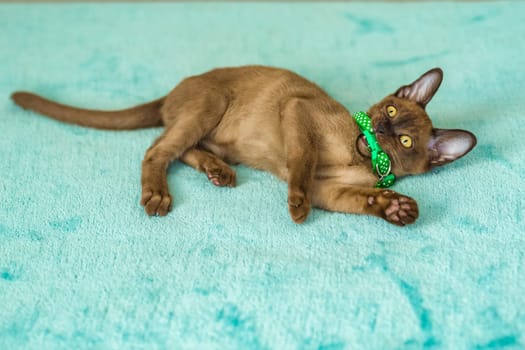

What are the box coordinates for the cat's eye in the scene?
[387,105,397,118]
[399,135,413,148]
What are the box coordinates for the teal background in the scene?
[1,2,524,349]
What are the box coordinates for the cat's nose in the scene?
[375,121,387,135]
[374,119,393,136]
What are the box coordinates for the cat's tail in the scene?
[11,91,165,130]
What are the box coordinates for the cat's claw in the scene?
[141,189,172,216]
[206,167,236,187]
[372,190,419,226]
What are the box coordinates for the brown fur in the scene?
[11,65,477,226]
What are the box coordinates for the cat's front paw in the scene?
[288,191,311,224]
[369,190,419,226]
[141,188,172,216]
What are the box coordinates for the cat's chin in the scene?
[356,134,371,158]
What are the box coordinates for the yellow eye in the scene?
[387,105,397,117]
[399,135,413,148]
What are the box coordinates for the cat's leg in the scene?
[141,90,229,216]
[281,98,319,223]
[312,181,419,226]
[180,147,236,187]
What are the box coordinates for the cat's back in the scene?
[202,65,308,84]
[199,65,326,98]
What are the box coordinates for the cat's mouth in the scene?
[356,134,372,158]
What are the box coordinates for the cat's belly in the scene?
[200,135,369,186]
[199,100,361,183]
[200,119,289,180]
[315,164,376,187]
[201,138,287,177]
[201,135,374,187]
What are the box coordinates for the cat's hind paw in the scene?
[206,166,236,187]
[141,189,172,216]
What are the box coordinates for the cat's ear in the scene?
[428,128,477,167]
[395,68,443,107]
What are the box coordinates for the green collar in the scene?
[353,111,396,188]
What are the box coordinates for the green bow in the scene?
[353,111,396,188]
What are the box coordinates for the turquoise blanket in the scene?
[1,2,524,349]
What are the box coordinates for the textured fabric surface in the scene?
[1,2,524,349]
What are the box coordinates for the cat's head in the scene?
[360,68,477,177]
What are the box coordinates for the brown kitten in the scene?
[11,66,476,226]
